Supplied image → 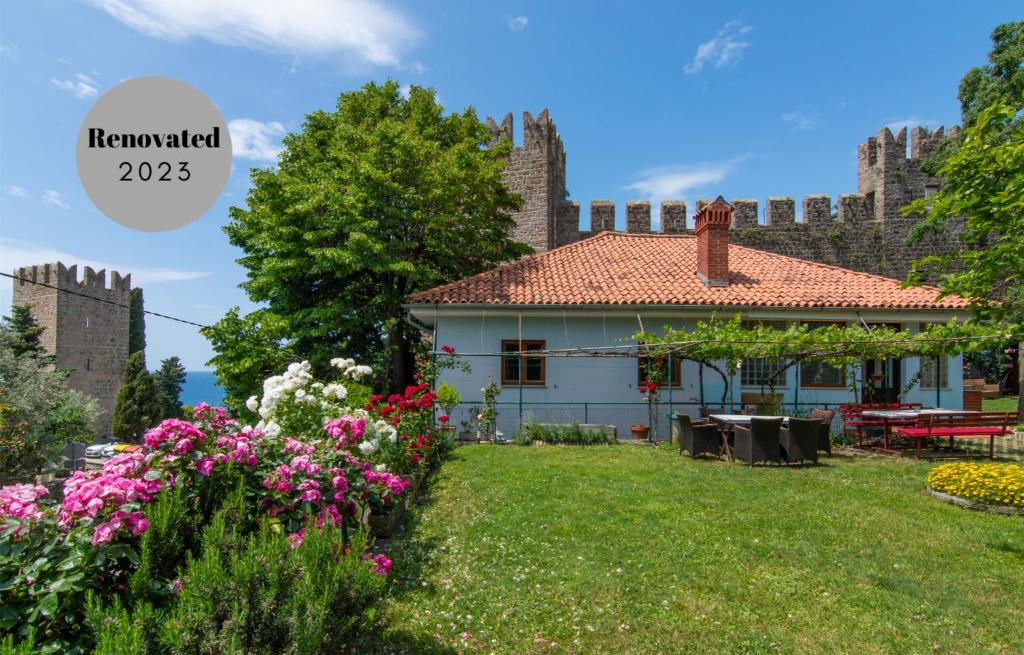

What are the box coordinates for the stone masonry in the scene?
[487,111,964,281]
[12,262,133,437]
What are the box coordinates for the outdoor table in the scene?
[861,409,974,453]
[708,415,791,461]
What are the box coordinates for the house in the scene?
[405,198,971,439]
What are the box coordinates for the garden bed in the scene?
[927,486,1024,515]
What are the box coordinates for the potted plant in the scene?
[435,382,460,448]
[636,379,659,441]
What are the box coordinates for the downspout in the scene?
[518,310,524,429]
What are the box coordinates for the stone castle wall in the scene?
[13,263,133,437]
[487,112,963,281]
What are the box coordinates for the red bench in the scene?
[893,412,1015,459]
[840,403,921,447]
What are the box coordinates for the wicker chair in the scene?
[810,408,835,456]
[731,417,783,466]
[779,418,820,465]
[676,414,722,458]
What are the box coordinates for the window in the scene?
[741,320,788,388]
[637,352,682,388]
[800,321,847,388]
[86,358,91,372]
[85,316,91,328]
[924,184,940,199]
[920,355,948,390]
[501,340,546,386]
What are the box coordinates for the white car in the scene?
[85,442,118,458]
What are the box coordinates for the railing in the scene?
[446,400,849,441]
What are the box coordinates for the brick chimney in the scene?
[694,196,732,286]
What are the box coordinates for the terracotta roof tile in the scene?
[406,232,967,310]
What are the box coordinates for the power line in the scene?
[2,271,211,329]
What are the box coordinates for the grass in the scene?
[375,445,1024,655]
[983,396,1020,413]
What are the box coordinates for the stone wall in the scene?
[488,111,962,281]
[12,262,132,437]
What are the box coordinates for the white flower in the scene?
[374,464,387,472]
[246,396,258,412]
[358,440,377,455]
[264,421,282,438]
[295,389,306,399]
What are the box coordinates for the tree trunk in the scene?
[1018,338,1023,424]
[387,320,416,393]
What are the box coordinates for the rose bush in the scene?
[0,355,445,653]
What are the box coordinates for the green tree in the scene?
[1,306,46,358]
[211,80,529,394]
[958,22,1024,128]
[0,322,98,482]
[201,308,294,415]
[111,351,161,441]
[129,288,145,356]
[152,356,187,419]
[904,103,1024,419]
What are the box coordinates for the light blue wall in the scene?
[432,313,964,440]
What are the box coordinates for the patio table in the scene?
[861,408,975,453]
[708,415,790,461]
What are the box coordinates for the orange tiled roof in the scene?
[406,232,968,310]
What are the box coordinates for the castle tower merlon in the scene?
[590,200,615,233]
[731,199,758,229]
[802,195,832,224]
[485,113,513,147]
[660,200,688,234]
[625,200,651,233]
[765,197,795,225]
[837,194,871,223]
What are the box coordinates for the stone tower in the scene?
[12,262,133,437]
[486,110,579,252]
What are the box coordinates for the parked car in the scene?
[85,441,118,458]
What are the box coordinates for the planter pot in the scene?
[368,496,408,538]
[630,424,650,441]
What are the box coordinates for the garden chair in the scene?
[676,413,722,459]
[810,408,835,456]
[731,417,783,466]
[699,406,725,420]
[779,417,820,465]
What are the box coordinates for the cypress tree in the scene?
[129,288,146,355]
[111,351,161,441]
[153,356,187,419]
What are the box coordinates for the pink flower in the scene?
[287,528,306,549]
[441,345,455,354]
[91,522,114,546]
[172,578,182,594]
[195,457,214,476]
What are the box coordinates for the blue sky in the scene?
[0,0,1019,370]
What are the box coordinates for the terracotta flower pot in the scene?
[630,424,650,440]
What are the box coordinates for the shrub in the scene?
[514,421,616,446]
[928,462,1024,507]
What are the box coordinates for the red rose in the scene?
[441,345,455,354]
[438,415,449,423]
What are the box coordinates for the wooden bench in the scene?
[840,403,920,446]
[893,412,1014,459]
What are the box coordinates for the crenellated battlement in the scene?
[488,108,963,280]
[15,261,132,297]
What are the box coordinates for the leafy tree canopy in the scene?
[207,80,530,403]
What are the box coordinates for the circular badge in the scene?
[76,76,232,232]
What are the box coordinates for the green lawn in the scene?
[983,396,1020,413]
[375,445,1024,655]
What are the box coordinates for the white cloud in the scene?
[0,43,17,58]
[87,0,421,68]
[684,20,751,74]
[41,190,70,209]
[228,118,286,162]
[398,84,411,99]
[884,117,940,133]
[781,111,817,130]
[509,16,528,31]
[0,238,210,285]
[5,186,30,199]
[50,73,98,98]
[626,158,746,229]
